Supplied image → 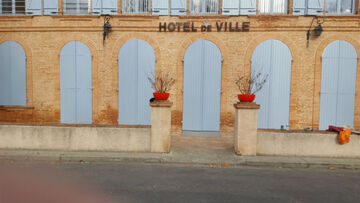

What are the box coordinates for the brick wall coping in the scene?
[234,102,260,109]
[150,100,173,107]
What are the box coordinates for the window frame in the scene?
[122,0,150,14]
[258,0,289,14]
[189,0,220,15]
[0,0,26,15]
[325,0,356,15]
[63,0,91,15]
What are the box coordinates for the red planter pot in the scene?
[238,94,255,102]
[153,92,170,100]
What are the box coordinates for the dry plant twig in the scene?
[148,70,176,93]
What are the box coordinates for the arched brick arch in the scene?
[243,34,299,129]
[55,37,99,123]
[174,34,228,130]
[0,38,33,106]
[313,35,360,130]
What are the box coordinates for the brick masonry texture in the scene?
[0,14,359,135]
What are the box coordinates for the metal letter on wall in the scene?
[252,39,292,129]
[319,40,357,130]
[60,41,92,124]
[118,39,155,125]
[0,41,26,106]
[183,40,222,133]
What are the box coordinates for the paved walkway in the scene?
[0,148,359,170]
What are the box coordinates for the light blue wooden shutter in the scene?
[183,40,222,132]
[44,0,59,15]
[292,0,306,15]
[93,0,118,15]
[153,0,168,15]
[60,41,92,124]
[252,40,292,129]
[60,42,77,123]
[183,41,203,131]
[319,41,357,130]
[202,40,222,131]
[240,0,256,15]
[222,0,240,15]
[170,0,186,15]
[75,42,92,124]
[0,42,11,105]
[307,0,323,15]
[118,39,155,125]
[0,41,26,106]
[26,0,42,15]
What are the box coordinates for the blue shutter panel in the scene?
[44,0,59,15]
[183,40,222,132]
[10,42,27,106]
[75,42,92,124]
[0,41,26,106]
[307,0,323,15]
[93,0,118,15]
[118,40,138,125]
[60,42,77,123]
[252,40,292,129]
[92,0,102,14]
[292,0,306,15]
[202,41,222,131]
[240,0,256,15]
[183,41,203,131]
[319,41,357,129]
[26,0,42,15]
[60,41,92,124]
[137,40,154,125]
[153,0,168,15]
[0,42,11,105]
[170,0,186,15]
[222,0,240,15]
[118,39,154,125]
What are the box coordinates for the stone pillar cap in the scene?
[234,102,260,109]
[150,100,173,107]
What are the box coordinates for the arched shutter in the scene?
[222,0,240,15]
[292,0,306,15]
[26,0,42,15]
[153,0,168,15]
[0,41,26,106]
[170,0,186,15]
[44,0,59,15]
[240,0,256,15]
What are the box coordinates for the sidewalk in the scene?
[0,148,359,169]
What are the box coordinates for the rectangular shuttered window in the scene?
[190,0,219,15]
[92,0,118,15]
[259,0,287,14]
[326,0,355,15]
[64,0,90,15]
[122,0,150,14]
[0,0,25,15]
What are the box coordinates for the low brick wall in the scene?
[257,131,360,158]
[0,125,151,152]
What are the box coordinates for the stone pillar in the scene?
[150,100,173,153]
[234,102,260,156]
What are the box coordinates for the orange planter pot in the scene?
[237,94,255,102]
[153,92,170,100]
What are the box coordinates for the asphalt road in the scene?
[1,160,360,203]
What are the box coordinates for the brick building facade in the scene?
[0,0,359,137]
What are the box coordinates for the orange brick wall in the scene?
[0,14,359,133]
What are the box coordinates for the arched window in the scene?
[251,39,292,129]
[319,40,357,129]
